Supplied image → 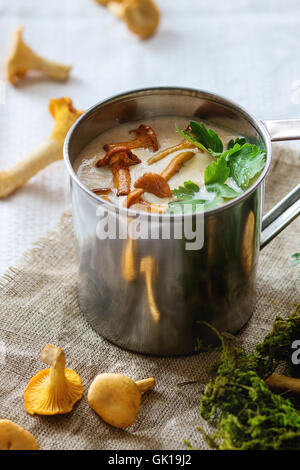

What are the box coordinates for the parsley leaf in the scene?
[206,182,241,200]
[176,121,223,155]
[189,121,223,154]
[172,181,200,198]
[167,181,220,214]
[167,199,208,214]
[171,122,266,212]
[227,137,246,149]
[226,143,266,190]
[204,155,230,185]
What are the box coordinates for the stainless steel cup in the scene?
[64,87,300,356]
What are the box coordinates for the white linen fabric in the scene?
[0,0,300,273]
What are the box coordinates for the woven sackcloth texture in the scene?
[0,145,299,450]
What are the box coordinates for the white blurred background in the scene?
[0,0,300,273]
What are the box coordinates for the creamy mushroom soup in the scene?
[75,116,266,213]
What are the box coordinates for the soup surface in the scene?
[75,116,265,213]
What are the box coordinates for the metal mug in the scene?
[64,87,300,356]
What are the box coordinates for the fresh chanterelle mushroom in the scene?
[266,373,300,395]
[0,420,39,450]
[24,344,84,415]
[98,0,160,39]
[0,97,83,198]
[6,26,71,85]
[88,373,155,428]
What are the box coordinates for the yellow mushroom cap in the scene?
[0,420,39,450]
[24,344,84,416]
[123,0,160,39]
[88,373,142,429]
[49,97,84,147]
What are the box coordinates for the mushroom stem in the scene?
[0,139,60,198]
[160,151,195,181]
[25,344,84,416]
[148,141,196,165]
[0,97,83,198]
[41,344,66,383]
[135,377,155,393]
[6,27,71,85]
[31,57,71,81]
[137,200,166,213]
[107,1,124,19]
[266,373,300,395]
[126,188,145,208]
[96,147,141,196]
[112,166,132,196]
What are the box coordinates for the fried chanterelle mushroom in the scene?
[0,97,83,198]
[103,124,159,152]
[96,146,141,196]
[24,344,84,416]
[134,172,172,198]
[88,373,155,428]
[98,0,160,39]
[0,420,39,450]
[6,26,71,85]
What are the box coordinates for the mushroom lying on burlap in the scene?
[96,146,141,196]
[266,373,300,395]
[6,26,71,85]
[96,0,160,39]
[0,97,84,198]
[24,344,84,416]
[88,373,155,428]
[0,420,39,450]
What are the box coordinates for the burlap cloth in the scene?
[0,146,299,450]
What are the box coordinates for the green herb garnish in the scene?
[167,181,219,214]
[176,121,223,156]
[204,154,229,185]
[227,137,247,149]
[190,304,300,450]
[226,142,266,190]
[171,121,266,213]
[172,181,201,198]
[206,183,240,200]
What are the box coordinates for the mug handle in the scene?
[261,184,300,248]
[260,120,300,249]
